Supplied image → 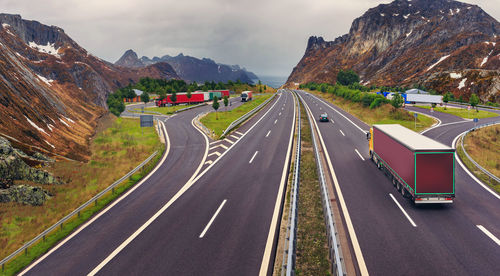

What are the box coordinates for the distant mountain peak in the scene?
[114,50,259,83]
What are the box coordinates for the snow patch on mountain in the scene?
[426,55,450,72]
[28,41,60,57]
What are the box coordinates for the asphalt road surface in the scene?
[297,90,500,276]
[20,91,294,275]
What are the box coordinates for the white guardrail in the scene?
[0,137,161,271]
[281,91,301,275]
[460,121,500,185]
[300,93,346,276]
[448,101,500,111]
[221,94,276,137]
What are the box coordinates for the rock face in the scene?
[287,0,500,102]
[0,185,51,206]
[115,50,258,83]
[0,14,179,161]
[0,136,60,189]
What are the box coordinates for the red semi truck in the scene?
[368,124,455,204]
[156,92,205,107]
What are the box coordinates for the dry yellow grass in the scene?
[0,116,161,260]
[464,125,500,179]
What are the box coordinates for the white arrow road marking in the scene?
[208,151,221,157]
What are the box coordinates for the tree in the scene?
[337,69,360,86]
[170,92,177,105]
[469,93,480,112]
[223,96,229,110]
[141,92,150,104]
[212,96,220,119]
[442,92,450,109]
[391,93,404,108]
[186,90,192,104]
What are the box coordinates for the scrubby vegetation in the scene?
[106,78,275,116]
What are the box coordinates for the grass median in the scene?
[415,105,498,119]
[0,115,163,275]
[200,94,273,139]
[307,90,436,133]
[295,100,330,275]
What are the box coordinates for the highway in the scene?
[297,90,500,276]
[20,91,295,275]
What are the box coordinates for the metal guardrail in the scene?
[193,111,215,138]
[281,91,301,276]
[459,121,500,184]
[0,148,160,271]
[300,93,346,276]
[221,94,276,137]
[448,101,500,111]
[174,102,207,113]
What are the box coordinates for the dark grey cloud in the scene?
[1,0,498,77]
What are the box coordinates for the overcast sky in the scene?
[1,0,499,77]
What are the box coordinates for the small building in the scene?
[405,88,429,94]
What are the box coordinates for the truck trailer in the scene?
[241,91,253,102]
[368,124,455,204]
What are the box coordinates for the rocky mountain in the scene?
[0,14,179,161]
[115,50,258,83]
[287,0,500,102]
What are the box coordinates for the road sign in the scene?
[414,113,418,118]
[140,115,154,127]
[467,105,471,110]
[473,118,478,123]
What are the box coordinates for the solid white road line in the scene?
[259,92,296,275]
[274,119,278,124]
[235,131,244,136]
[87,117,210,276]
[20,121,173,276]
[299,94,368,275]
[249,151,259,164]
[452,131,500,200]
[331,120,334,124]
[208,151,221,157]
[199,200,227,238]
[209,144,228,151]
[204,160,213,165]
[224,138,235,144]
[306,92,367,134]
[265,130,271,137]
[477,225,500,246]
[355,149,365,161]
[230,134,239,140]
[279,112,281,116]
[339,129,345,136]
[209,140,221,145]
[389,193,417,227]
[409,110,442,134]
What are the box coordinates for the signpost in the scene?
[140,115,154,136]
[414,113,418,129]
[473,118,478,128]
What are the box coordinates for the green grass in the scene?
[415,105,498,119]
[0,117,163,275]
[376,111,436,133]
[295,101,330,275]
[200,94,272,138]
[308,90,436,132]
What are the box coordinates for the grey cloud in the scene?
[1,0,498,77]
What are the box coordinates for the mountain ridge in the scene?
[115,49,258,83]
[0,13,179,160]
[287,0,500,102]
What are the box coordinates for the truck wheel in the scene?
[401,186,406,197]
[397,182,402,192]
[392,178,397,187]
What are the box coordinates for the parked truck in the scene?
[241,91,253,102]
[368,124,455,204]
